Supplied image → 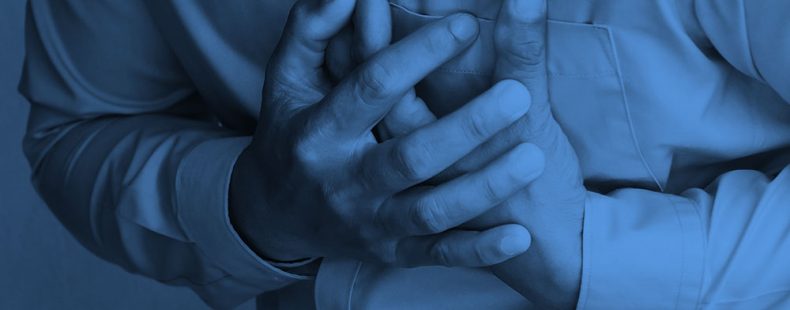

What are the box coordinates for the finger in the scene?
[362,80,531,192]
[381,143,544,236]
[494,0,548,107]
[494,0,577,171]
[376,90,436,141]
[421,0,549,184]
[327,0,391,81]
[326,26,355,82]
[354,0,392,59]
[357,0,429,141]
[396,224,532,267]
[432,116,527,183]
[312,13,480,138]
[358,0,428,141]
[268,0,357,85]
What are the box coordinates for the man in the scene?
[19,0,790,309]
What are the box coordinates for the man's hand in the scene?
[482,0,587,308]
[229,0,542,269]
[361,0,587,307]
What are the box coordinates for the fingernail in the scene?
[499,234,531,256]
[511,0,546,22]
[448,14,479,41]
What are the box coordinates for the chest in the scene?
[149,1,790,189]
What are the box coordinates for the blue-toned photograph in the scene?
[1,0,789,309]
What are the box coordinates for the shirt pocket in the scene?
[547,21,658,188]
[391,2,659,188]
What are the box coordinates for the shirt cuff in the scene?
[576,190,705,309]
[175,136,309,294]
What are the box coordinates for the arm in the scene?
[22,0,543,308]
[20,1,304,308]
[578,0,790,307]
[484,0,790,308]
[578,169,790,308]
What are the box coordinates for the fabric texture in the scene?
[19,0,790,308]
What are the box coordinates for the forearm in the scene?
[567,167,790,308]
[25,108,304,308]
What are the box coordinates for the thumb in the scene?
[354,0,392,59]
[494,0,548,118]
[494,0,585,202]
[494,0,558,147]
[268,0,357,89]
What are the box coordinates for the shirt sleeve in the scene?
[19,1,305,308]
[577,1,790,308]
[694,0,790,102]
[578,168,790,308]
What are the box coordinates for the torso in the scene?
[64,1,789,308]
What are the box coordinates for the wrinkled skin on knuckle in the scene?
[424,25,457,55]
[411,197,445,234]
[473,241,495,265]
[463,112,494,141]
[264,65,328,117]
[510,35,545,66]
[481,177,504,204]
[429,240,452,266]
[392,139,433,182]
[355,61,394,103]
[495,22,545,68]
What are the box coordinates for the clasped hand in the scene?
[231,0,587,308]
[232,0,540,268]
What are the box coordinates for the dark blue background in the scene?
[0,1,251,309]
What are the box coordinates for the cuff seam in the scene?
[176,136,308,289]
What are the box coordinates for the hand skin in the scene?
[357,0,588,308]
[484,1,586,308]
[228,0,543,270]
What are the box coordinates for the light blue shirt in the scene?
[20,0,790,308]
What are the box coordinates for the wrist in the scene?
[492,191,587,309]
[495,239,581,309]
[229,146,308,262]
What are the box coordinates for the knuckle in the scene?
[481,177,503,203]
[288,2,309,24]
[430,241,452,266]
[293,136,322,167]
[373,241,398,265]
[473,243,492,265]
[425,26,454,53]
[501,35,545,68]
[356,62,394,102]
[373,201,396,235]
[412,198,444,234]
[288,2,328,43]
[287,3,313,37]
[463,113,493,141]
[392,140,432,181]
